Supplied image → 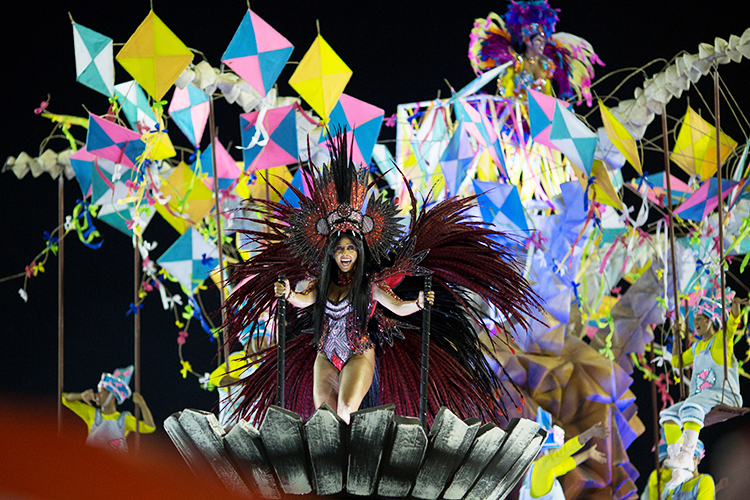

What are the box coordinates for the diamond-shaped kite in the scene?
[454,98,506,175]
[86,114,145,169]
[168,84,209,148]
[670,106,737,180]
[157,227,219,291]
[240,104,298,172]
[472,180,529,235]
[91,159,155,236]
[674,177,739,221]
[193,139,241,192]
[527,88,571,150]
[319,93,384,166]
[441,122,478,196]
[114,80,157,132]
[598,100,642,174]
[116,10,194,101]
[70,146,97,198]
[155,162,215,233]
[549,103,598,175]
[570,159,624,210]
[221,10,294,98]
[72,23,114,97]
[289,35,352,122]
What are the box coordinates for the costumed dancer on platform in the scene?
[518,408,608,500]
[224,131,542,426]
[658,293,745,490]
[468,0,604,105]
[62,365,155,452]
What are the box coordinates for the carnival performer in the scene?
[62,365,155,453]
[224,130,542,426]
[208,319,271,428]
[468,0,603,105]
[518,408,608,500]
[659,294,745,490]
[640,441,717,500]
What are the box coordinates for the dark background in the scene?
[2,0,749,493]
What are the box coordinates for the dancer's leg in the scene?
[337,349,376,424]
[313,353,340,411]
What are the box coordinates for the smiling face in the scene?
[694,313,716,340]
[526,33,546,58]
[334,236,358,274]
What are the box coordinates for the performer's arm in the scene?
[372,283,434,317]
[275,279,316,308]
[61,391,97,429]
[709,296,745,367]
[131,393,156,430]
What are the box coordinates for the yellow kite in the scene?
[116,11,193,101]
[571,159,624,210]
[288,35,351,122]
[598,101,642,175]
[155,162,215,233]
[670,106,737,180]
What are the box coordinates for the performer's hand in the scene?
[586,444,607,464]
[579,422,608,443]
[274,279,290,298]
[81,389,96,406]
[417,291,435,309]
[731,296,747,318]
[132,393,145,406]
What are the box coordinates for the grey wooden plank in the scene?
[304,403,346,496]
[164,412,215,479]
[411,408,481,500]
[486,431,544,500]
[377,415,427,498]
[260,405,313,495]
[346,404,395,497]
[178,409,251,495]
[443,422,508,500]
[224,420,281,499]
[465,418,543,500]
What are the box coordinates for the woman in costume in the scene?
[225,131,541,426]
[468,0,603,105]
[273,231,434,423]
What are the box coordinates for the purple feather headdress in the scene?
[504,0,560,46]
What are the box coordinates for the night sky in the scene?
[2,0,749,493]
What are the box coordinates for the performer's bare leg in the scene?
[313,353,339,411]
[337,349,375,424]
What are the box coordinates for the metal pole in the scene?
[661,109,685,400]
[276,274,287,408]
[57,173,64,435]
[713,65,730,397]
[134,243,141,451]
[420,276,432,429]
[208,96,230,372]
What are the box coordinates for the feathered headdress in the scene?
[504,0,560,46]
[286,132,403,266]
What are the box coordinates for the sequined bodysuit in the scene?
[318,297,374,370]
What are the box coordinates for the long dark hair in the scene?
[312,230,370,343]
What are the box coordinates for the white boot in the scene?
[666,442,681,461]
[664,427,699,471]
[664,468,693,493]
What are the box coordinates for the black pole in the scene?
[276,274,287,408]
[420,276,432,429]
